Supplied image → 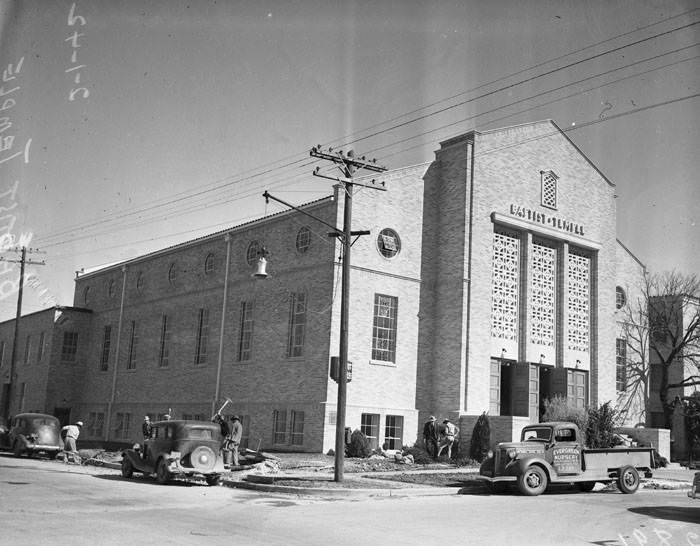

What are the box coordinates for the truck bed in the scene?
[582,447,654,472]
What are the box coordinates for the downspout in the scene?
[213,233,232,415]
[462,137,476,413]
[105,265,127,442]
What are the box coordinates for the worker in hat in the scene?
[61,421,83,464]
[225,415,243,467]
[437,418,459,459]
[422,415,440,459]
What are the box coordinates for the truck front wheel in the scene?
[617,465,640,494]
[517,465,548,496]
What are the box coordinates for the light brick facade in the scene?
[0,120,646,452]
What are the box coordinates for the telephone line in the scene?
[33,16,700,247]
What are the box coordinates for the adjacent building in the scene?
[0,120,650,452]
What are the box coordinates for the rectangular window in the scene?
[489,358,501,415]
[240,415,250,449]
[127,321,137,370]
[287,293,306,358]
[0,340,5,367]
[273,409,286,444]
[567,369,588,409]
[24,334,31,365]
[37,332,45,361]
[290,410,304,446]
[159,315,170,368]
[616,338,627,392]
[18,382,26,411]
[100,325,111,371]
[372,294,398,362]
[115,412,131,439]
[194,308,209,365]
[361,413,380,450]
[61,332,78,362]
[238,300,254,361]
[88,412,104,437]
[384,415,404,450]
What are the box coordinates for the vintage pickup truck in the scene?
[478,421,655,496]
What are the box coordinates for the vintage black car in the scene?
[121,420,225,486]
[0,412,62,458]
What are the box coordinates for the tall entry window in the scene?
[371,294,398,362]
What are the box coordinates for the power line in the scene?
[32,15,700,248]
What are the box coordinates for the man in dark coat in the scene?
[422,415,440,459]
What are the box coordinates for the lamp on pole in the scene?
[262,146,386,481]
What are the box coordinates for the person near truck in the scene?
[436,418,459,459]
[61,421,83,463]
[422,415,440,459]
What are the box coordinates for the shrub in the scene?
[346,429,371,458]
[542,395,588,443]
[402,444,434,465]
[469,412,491,463]
[585,401,621,449]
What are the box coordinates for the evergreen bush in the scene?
[585,401,621,449]
[468,411,491,462]
[542,395,588,443]
[346,429,371,458]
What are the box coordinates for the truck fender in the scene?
[508,456,555,479]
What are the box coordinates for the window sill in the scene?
[370,359,396,368]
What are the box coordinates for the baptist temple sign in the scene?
[508,204,585,237]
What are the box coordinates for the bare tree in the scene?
[621,271,700,430]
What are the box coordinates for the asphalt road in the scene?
[1,453,699,546]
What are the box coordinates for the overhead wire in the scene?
[32,12,700,249]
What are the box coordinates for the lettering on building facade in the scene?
[509,204,585,236]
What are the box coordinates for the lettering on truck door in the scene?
[550,426,581,475]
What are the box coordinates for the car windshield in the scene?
[32,418,57,427]
[522,427,552,442]
[181,427,215,440]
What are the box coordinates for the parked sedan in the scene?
[121,420,225,485]
[0,413,62,458]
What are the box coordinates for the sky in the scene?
[0,0,697,321]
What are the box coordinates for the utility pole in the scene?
[309,146,387,481]
[0,246,46,419]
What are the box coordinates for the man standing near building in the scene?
[436,418,459,460]
[228,415,243,467]
[142,415,153,440]
[61,421,83,464]
[422,415,439,459]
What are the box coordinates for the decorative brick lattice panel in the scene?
[541,171,558,209]
[567,249,590,352]
[491,229,520,341]
[529,241,556,347]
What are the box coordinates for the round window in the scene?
[377,228,400,259]
[296,227,311,254]
[616,286,627,309]
[246,241,260,266]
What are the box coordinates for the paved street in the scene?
[1,453,699,545]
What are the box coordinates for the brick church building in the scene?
[0,120,647,452]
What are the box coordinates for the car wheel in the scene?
[12,441,24,458]
[121,457,134,479]
[617,465,640,494]
[576,481,596,492]
[205,474,221,486]
[156,459,171,485]
[517,465,548,496]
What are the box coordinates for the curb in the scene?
[222,478,459,497]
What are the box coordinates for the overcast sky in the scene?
[0,0,698,321]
